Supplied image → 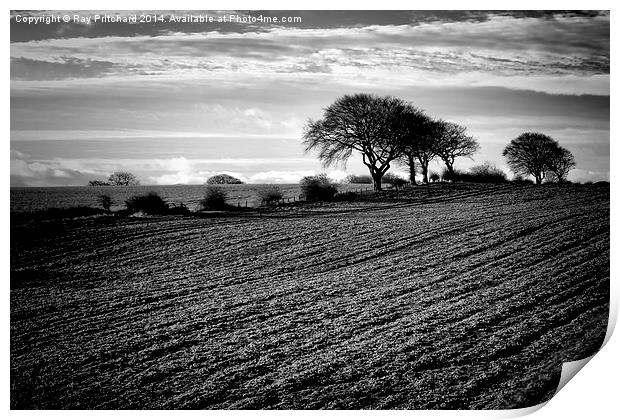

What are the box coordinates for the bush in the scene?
[206,174,244,184]
[512,175,534,185]
[300,174,338,201]
[98,194,113,212]
[125,192,168,215]
[445,163,507,184]
[383,173,408,190]
[201,186,228,210]
[429,172,441,183]
[257,185,283,206]
[345,174,373,184]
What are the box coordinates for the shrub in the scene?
[446,163,507,184]
[257,185,283,206]
[383,173,408,190]
[300,174,338,202]
[345,174,373,184]
[98,194,113,212]
[201,186,228,210]
[429,172,441,183]
[206,174,244,184]
[512,175,534,185]
[125,192,168,215]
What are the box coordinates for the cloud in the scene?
[10,56,119,80]
[11,155,96,187]
[10,13,609,95]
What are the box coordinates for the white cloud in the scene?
[249,170,315,184]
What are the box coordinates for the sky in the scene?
[10,10,610,186]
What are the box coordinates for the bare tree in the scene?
[397,118,442,184]
[548,146,576,183]
[416,120,443,184]
[107,171,140,186]
[435,121,479,179]
[395,106,433,184]
[302,93,409,191]
[502,132,559,185]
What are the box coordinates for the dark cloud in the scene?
[11,56,119,80]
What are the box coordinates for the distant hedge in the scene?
[443,163,507,184]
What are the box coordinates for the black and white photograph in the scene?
[9,5,612,411]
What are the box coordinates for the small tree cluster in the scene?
[88,171,140,186]
[303,93,480,190]
[206,174,244,184]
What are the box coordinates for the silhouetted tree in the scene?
[395,107,434,184]
[108,171,140,186]
[548,146,576,183]
[401,118,443,184]
[435,121,479,178]
[302,93,410,191]
[502,133,559,185]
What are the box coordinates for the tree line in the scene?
[303,93,575,190]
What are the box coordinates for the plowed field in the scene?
[10,183,609,409]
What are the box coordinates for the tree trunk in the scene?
[421,162,429,184]
[408,155,416,185]
[535,174,542,185]
[372,172,383,191]
[445,162,454,180]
